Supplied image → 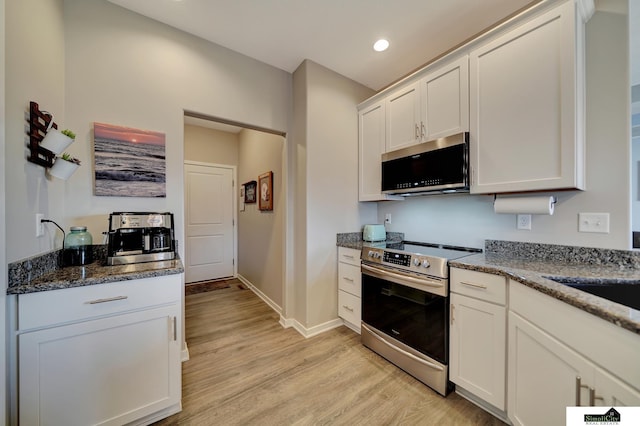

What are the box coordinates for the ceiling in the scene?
[107,0,537,91]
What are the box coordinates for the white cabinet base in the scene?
[455,386,509,425]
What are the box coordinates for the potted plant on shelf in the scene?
[40,128,76,155]
[48,152,81,180]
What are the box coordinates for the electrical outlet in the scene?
[385,214,391,224]
[36,213,44,237]
[578,213,610,233]
[517,214,531,230]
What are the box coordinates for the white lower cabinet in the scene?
[449,268,506,412]
[450,293,506,410]
[337,247,362,333]
[508,280,640,426]
[508,311,593,426]
[16,275,182,426]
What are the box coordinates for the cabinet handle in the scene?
[421,122,426,138]
[589,388,604,406]
[415,123,420,139]
[342,277,354,282]
[342,305,354,313]
[450,304,455,325]
[459,281,488,290]
[342,255,355,259]
[86,295,128,304]
[172,316,177,341]
[575,376,589,405]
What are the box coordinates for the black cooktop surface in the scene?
[385,241,482,260]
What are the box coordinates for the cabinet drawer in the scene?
[338,290,361,326]
[18,274,182,331]
[338,247,361,266]
[451,268,506,305]
[338,262,361,297]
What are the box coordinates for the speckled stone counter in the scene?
[336,232,404,249]
[7,247,184,295]
[450,240,640,335]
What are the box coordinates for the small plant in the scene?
[60,152,81,165]
[61,129,76,139]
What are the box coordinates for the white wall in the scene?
[184,125,239,165]
[5,0,66,262]
[237,129,285,307]
[378,9,630,250]
[62,0,291,257]
[1,0,7,421]
[294,60,377,327]
[631,0,640,232]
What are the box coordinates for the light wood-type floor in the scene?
[154,282,505,426]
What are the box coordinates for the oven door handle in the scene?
[362,324,444,372]
[361,264,445,289]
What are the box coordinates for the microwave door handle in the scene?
[361,264,444,289]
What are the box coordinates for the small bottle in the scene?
[64,226,93,266]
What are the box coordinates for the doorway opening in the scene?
[182,111,287,312]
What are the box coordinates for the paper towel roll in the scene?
[494,196,555,215]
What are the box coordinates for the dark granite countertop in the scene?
[7,247,184,295]
[336,231,404,250]
[450,241,640,336]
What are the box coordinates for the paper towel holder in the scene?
[492,194,557,205]
[493,194,558,215]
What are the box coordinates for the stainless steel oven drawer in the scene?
[361,323,450,396]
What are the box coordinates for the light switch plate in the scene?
[578,213,610,233]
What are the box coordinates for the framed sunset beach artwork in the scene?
[94,122,166,197]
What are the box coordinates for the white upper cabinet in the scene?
[359,101,402,201]
[385,57,469,153]
[420,56,469,141]
[469,0,586,193]
[385,82,421,152]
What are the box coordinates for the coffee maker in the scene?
[106,212,175,265]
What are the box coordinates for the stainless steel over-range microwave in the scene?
[381,132,469,196]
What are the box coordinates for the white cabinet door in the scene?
[358,102,401,201]
[421,56,469,140]
[385,82,421,152]
[593,368,640,407]
[470,0,584,193]
[19,304,181,426]
[508,311,593,426]
[450,293,506,410]
[358,101,385,201]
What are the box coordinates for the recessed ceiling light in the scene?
[373,39,389,52]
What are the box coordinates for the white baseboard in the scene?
[181,343,189,362]
[237,274,344,339]
[455,386,509,424]
[236,274,282,315]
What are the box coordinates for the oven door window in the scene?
[362,273,447,364]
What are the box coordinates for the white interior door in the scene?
[185,163,235,283]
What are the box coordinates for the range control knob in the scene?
[422,260,431,268]
[413,258,421,267]
[368,250,375,258]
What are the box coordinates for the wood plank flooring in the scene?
[154,283,505,425]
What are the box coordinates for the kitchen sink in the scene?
[546,277,640,311]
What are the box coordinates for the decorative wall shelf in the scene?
[27,101,57,168]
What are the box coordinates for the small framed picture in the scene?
[258,171,273,211]
[244,181,257,203]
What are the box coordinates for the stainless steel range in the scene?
[360,241,480,396]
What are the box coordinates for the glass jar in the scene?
[63,226,93,266]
